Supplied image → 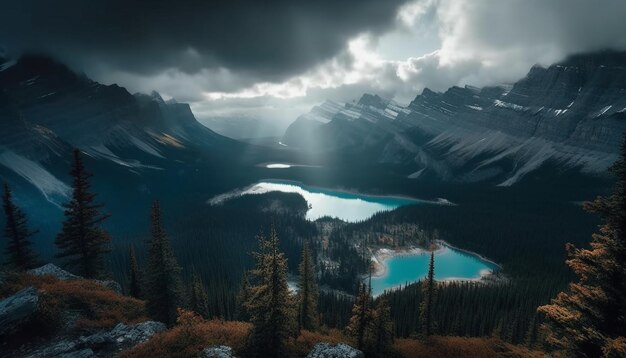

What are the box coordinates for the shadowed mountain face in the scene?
[0,55,280,253]
[282,51,626,185]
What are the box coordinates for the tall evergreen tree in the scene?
[346,282,372,350]
[236,271,251,322]
[539,137,626,357]
[55,149,110,278]
[297,242,319,331]
[144,200,183,326]
[189,270,210,319]
[365,297,394,356]
[420,252,436,337]
[245,226,294,357]
[128,245,142,298]
[2,182,39,271]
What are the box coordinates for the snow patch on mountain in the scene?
[0,150,70,204]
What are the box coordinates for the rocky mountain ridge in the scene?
[282,50,626,185]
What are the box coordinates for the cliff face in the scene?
[282,51,626,185]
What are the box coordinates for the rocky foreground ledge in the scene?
[0,264,364,358]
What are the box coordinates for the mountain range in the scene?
[1,50,626,248]
[282,51,626,185]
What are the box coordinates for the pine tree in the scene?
[189,270,210,319]
[128,245,142,298]
[420,252,436,337]
[236,271,251,321]
[346,282,372,350]
[245,226,294,357]
[55,149,110,278]
[297,242,319,331]
[2,182,39,271]
[144,200,183,326]
[539,137,626,357]
[365,297,394,356]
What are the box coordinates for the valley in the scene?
[0,49,622,356]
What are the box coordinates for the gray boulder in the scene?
[201,345,234,358]
[0,286,39,335]
[29,264,122,293]
[24,321,166,357]
[79,321,166,352]
[28,263,80,280]
[307,343,364,358]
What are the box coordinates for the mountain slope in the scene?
[0,55,260,254]
[282,51,626,185]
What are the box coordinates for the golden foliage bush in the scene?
[285,329,350,356]
[120,318,251,358]
[392,336,547,358]
[0,273,147,332]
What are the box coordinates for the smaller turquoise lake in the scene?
[370,245,498,296]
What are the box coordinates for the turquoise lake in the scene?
[211,180,496,293]
[231,180,423,222]
[370,245,498,296]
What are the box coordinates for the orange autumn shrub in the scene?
[121,319,251,358]
[285,329,351,356]
[0,273,147,332]
[392,337,547,358]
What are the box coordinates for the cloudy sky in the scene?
[2,0,626,129]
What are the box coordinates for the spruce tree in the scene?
[297,242,319,331]
[245,226,294,357]
[55,149,110,278]
[144,200,183,326]
[539,137,626,357]
[189,270,210,319]
[346,282,372,350]
[2,182,39,271]
[420,252,436,337]
[365,297,394,356]
[236,272,251,321]
[128,245,142,298]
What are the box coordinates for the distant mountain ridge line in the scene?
[282,50,626,185]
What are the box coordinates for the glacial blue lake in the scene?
[210,180,496,294]
[213,180,425,222]
[370,245,498,296]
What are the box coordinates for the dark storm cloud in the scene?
[0,0,408,81]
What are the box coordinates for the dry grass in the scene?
[1,272,147,333]
[285,329,351,356]
[120,317,251,358]
[392,336,547,358]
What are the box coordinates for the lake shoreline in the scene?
[367,241,500,296]
[209,178,453,208]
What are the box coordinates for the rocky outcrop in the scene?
[28,264,122,293]
[24,321,166,358]
[306,342,364,358]
[0,286,39,335]
[201,345,235,358]
[29,263,80,280]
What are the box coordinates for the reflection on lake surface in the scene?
[266,163,291,168]
[370,245,497,296]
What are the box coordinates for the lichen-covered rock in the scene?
[306,342,364,358]
[201,345,234,358]
[79,321,166,352]
[28,263,80,280]
[0,286,39,335]
[24,340,79,358]
[29,263,122,293]
[24,321,166,357]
